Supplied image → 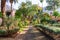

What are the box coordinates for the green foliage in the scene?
[15,1,42,26]
[35,24,60,34]
[15,1,32,18]
[58,14,60,17]
[0,30,7,35]
[53,23,60,27]
[40,0,43,3]
[15,2,33,31]
[15,1,44,32]
[0,12,2,17]
[46,0,60,10]
[2,17,20,33]
[26,1,32,6]
[46,6,53,10]
[32,18,40,25]
[0,17,20,35]
[15,10,22,18]
[46,0,60,6]
[53,11,59,17]
[40,13,50,24]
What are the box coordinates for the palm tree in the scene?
[10,0,13,12]
[40,0,43,12]
[1,0,6,26]
[10,0,18,18]
[10,0,14,18]
[1,0,17,26]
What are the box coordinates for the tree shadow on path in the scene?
[0,26,51,40]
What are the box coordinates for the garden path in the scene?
[0,25,50,40]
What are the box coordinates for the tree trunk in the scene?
[1,0,6,26]
[42,3,43,12]
[53,1,55,11]
[10,2,16,19]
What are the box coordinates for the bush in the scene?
[0,30,7,35]
[0,17,20,36]
[52,23,60,27]
[0,12,2,17]
[58,14,60,17]
[35,24,60,34]
[40,13,50,24]
[53,11,59,17]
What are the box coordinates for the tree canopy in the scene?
[46,0,60,10]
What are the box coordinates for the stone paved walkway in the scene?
[0,26,50,40]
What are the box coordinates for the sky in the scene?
[0,0,60,13]
[18,0,48,7]
[0,0,48,11]
[30,0,48,7]
[6,0,48,10]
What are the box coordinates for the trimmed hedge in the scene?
[35,24,60,34]
[52,23,60,27]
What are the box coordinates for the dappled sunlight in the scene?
[0,0,60,40]
[0,26,49,40]
[14,26,49,40]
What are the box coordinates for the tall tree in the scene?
[10,0,18,18]
[39,0,43,12]
[46,6,53,10]
[16,2,39,21]
[1,0,6,26]
[53,11,59,18]
[1,0,18,26]
[46,0,60,10]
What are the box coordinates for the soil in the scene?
[0,26,50,40]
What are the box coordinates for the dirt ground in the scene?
[0,26,50,40]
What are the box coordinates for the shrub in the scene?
[40,13,50,24]
[53,11,59,17]
[0,12,2,17]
